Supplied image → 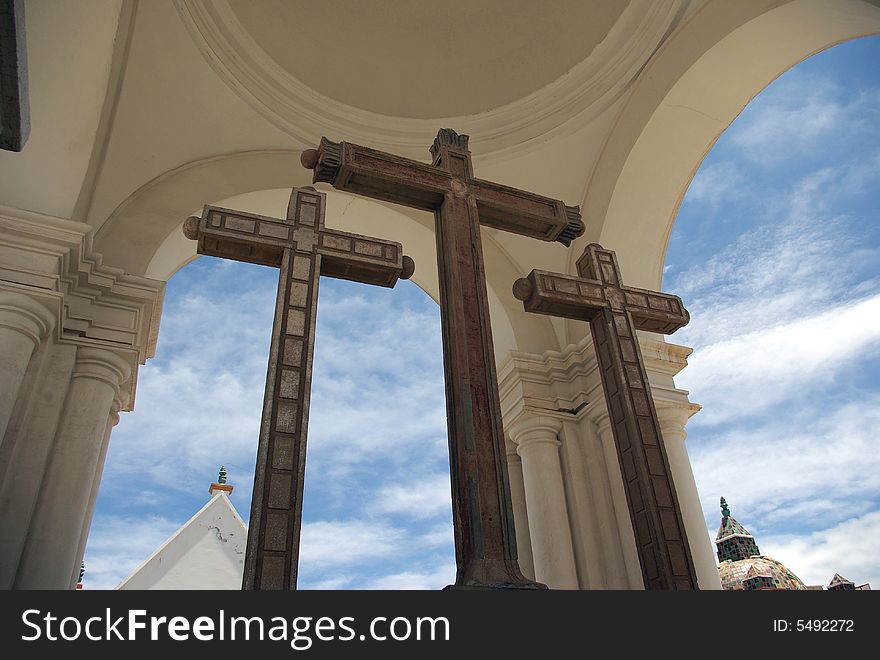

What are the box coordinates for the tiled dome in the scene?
[719,555,807,590]
[715,497,807,590]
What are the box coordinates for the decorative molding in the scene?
[0,206,164,409]
[310,137,343,185]
[0,291,56,346]
[173,0,689,162]
[499,332,700,430]
[71,0,140,222]
[71,346,132,394]
[431,128,470,157]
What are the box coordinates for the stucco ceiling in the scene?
[226,0,629,118]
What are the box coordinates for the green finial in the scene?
[720,497,730,518]
[218,466,227,484]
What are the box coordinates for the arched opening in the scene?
[664,36,880,589]
[83,181,552,588]
[579,0,880,292]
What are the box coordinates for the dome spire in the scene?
[715,496,760,563]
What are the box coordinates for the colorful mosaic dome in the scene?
[715,497,807,590]
[719,555,807,590]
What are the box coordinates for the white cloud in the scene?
[760,511,880,589]
[683,161,744,208]
[362,561,457,590]
[83,514,182,590]
[372,473,452,519]
[679,293,880,424]
[299,520,405,568]
[691,397,880,531]
[671,162,880,426]
[729,75,878,164]
[297,519,455,589]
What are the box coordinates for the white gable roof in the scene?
[116,493,247,590]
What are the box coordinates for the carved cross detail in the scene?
[513,243,699,589]
[301,129,584,588]
[183,187,414,590]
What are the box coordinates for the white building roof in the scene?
[116,491,247,590]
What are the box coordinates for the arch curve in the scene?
[579,0,880,293]
[95,151,559,358]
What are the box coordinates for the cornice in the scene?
[499,333,699,425]
[0,207,164,409]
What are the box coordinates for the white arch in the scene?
[581,0,880,295]
[96,151,559,358]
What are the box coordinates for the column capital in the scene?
[0,291,56,347]
[507,413,563,453]
[108,396,125,428]
[71,347,132,394]
[586,402,612,436]
[654,400,700,433]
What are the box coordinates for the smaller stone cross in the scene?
[513,243,698,589]
[183,186,414,590]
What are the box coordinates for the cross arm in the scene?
[619,287,689,334]
[470,179,585,246]
[183,206,295,267]
[512,270,607,321]
[513,270,690,334]
[318,228,415,288]
[302,137,452,212]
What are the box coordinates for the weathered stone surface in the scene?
[303,128,585,589]
[184,187,412,590]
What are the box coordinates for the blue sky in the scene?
[666,36,880,588]
[85,37,880,590]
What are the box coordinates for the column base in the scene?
[445,559,549,590]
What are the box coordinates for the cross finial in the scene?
[720,497,730,518]
[218,466,227,484]
[430,128,470,158]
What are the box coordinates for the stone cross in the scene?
[301,129,584,589]
[512,243,698,589]
[183,186,414,590]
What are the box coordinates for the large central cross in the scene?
[301,129,584,588]
[183,186,414,590]
[513,243,699,589]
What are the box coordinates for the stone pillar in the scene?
[504,442,535,581]
[0,342,77,589]
[0,292,55,447]
[69,403,122,589]
[573,416,629,588]
[509,415,578,589]
[656,402,723,590]
[16,347,130,589]
[591,408,644,588]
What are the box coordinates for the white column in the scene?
[0,342,77,589]
[70,403,122,589]
[592,409,644,588]
[509,415,578,589]
[656,402,723,590]
[0,292,55,446]
[574,416,629,588]
[16,347,130,589]
[504,442,535,581]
